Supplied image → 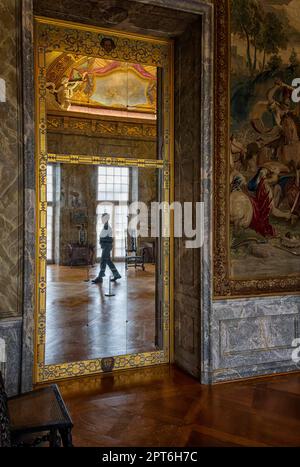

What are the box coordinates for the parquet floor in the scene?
[45,263,156,364]
[58,365,300,447]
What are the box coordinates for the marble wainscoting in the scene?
[207,296,300,383]
[0,318,22,396]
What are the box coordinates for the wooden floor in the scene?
[58,366,300,447]
[46,263,156,364]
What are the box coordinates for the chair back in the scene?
[126,230,137,253]
[0,372,11,447]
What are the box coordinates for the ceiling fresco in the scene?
[46,52,157,115]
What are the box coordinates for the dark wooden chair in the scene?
[141,241,156,264]
[0,372,73,447]
[125,234,145,271]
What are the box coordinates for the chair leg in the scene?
[59,427,74,447]
[49,429,61,447]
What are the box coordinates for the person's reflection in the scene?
[92,213,122,284]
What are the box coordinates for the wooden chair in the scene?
[125,234,145,271]
[0,372,73,447]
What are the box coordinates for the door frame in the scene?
[20,0,213,392]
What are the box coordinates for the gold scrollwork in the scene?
[36,17,170,67]
[47,115,157,140]
[39,350,169,383]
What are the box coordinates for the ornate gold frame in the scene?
[214,0,300,298]
[34,17,174,383]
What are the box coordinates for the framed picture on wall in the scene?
[214,0,300,297]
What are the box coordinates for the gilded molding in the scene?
[39,351,168,382]
[36,16,170,67]
[47,114,157,140]
[48,153,164,168]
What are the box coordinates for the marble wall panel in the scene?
[0,0,23,319]
[0,0,34,393]
[210,296,300,382]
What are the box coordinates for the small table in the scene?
[8,385,73,447]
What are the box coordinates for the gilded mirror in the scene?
[34,17,173,382]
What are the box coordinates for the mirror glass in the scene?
[45,163,162,365]
[43,48,167,367]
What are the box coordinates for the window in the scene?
[47,164,54,262]
[96,166,129,259]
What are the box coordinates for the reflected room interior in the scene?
[44,51,164,365]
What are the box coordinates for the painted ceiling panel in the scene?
[46,53,157,115]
